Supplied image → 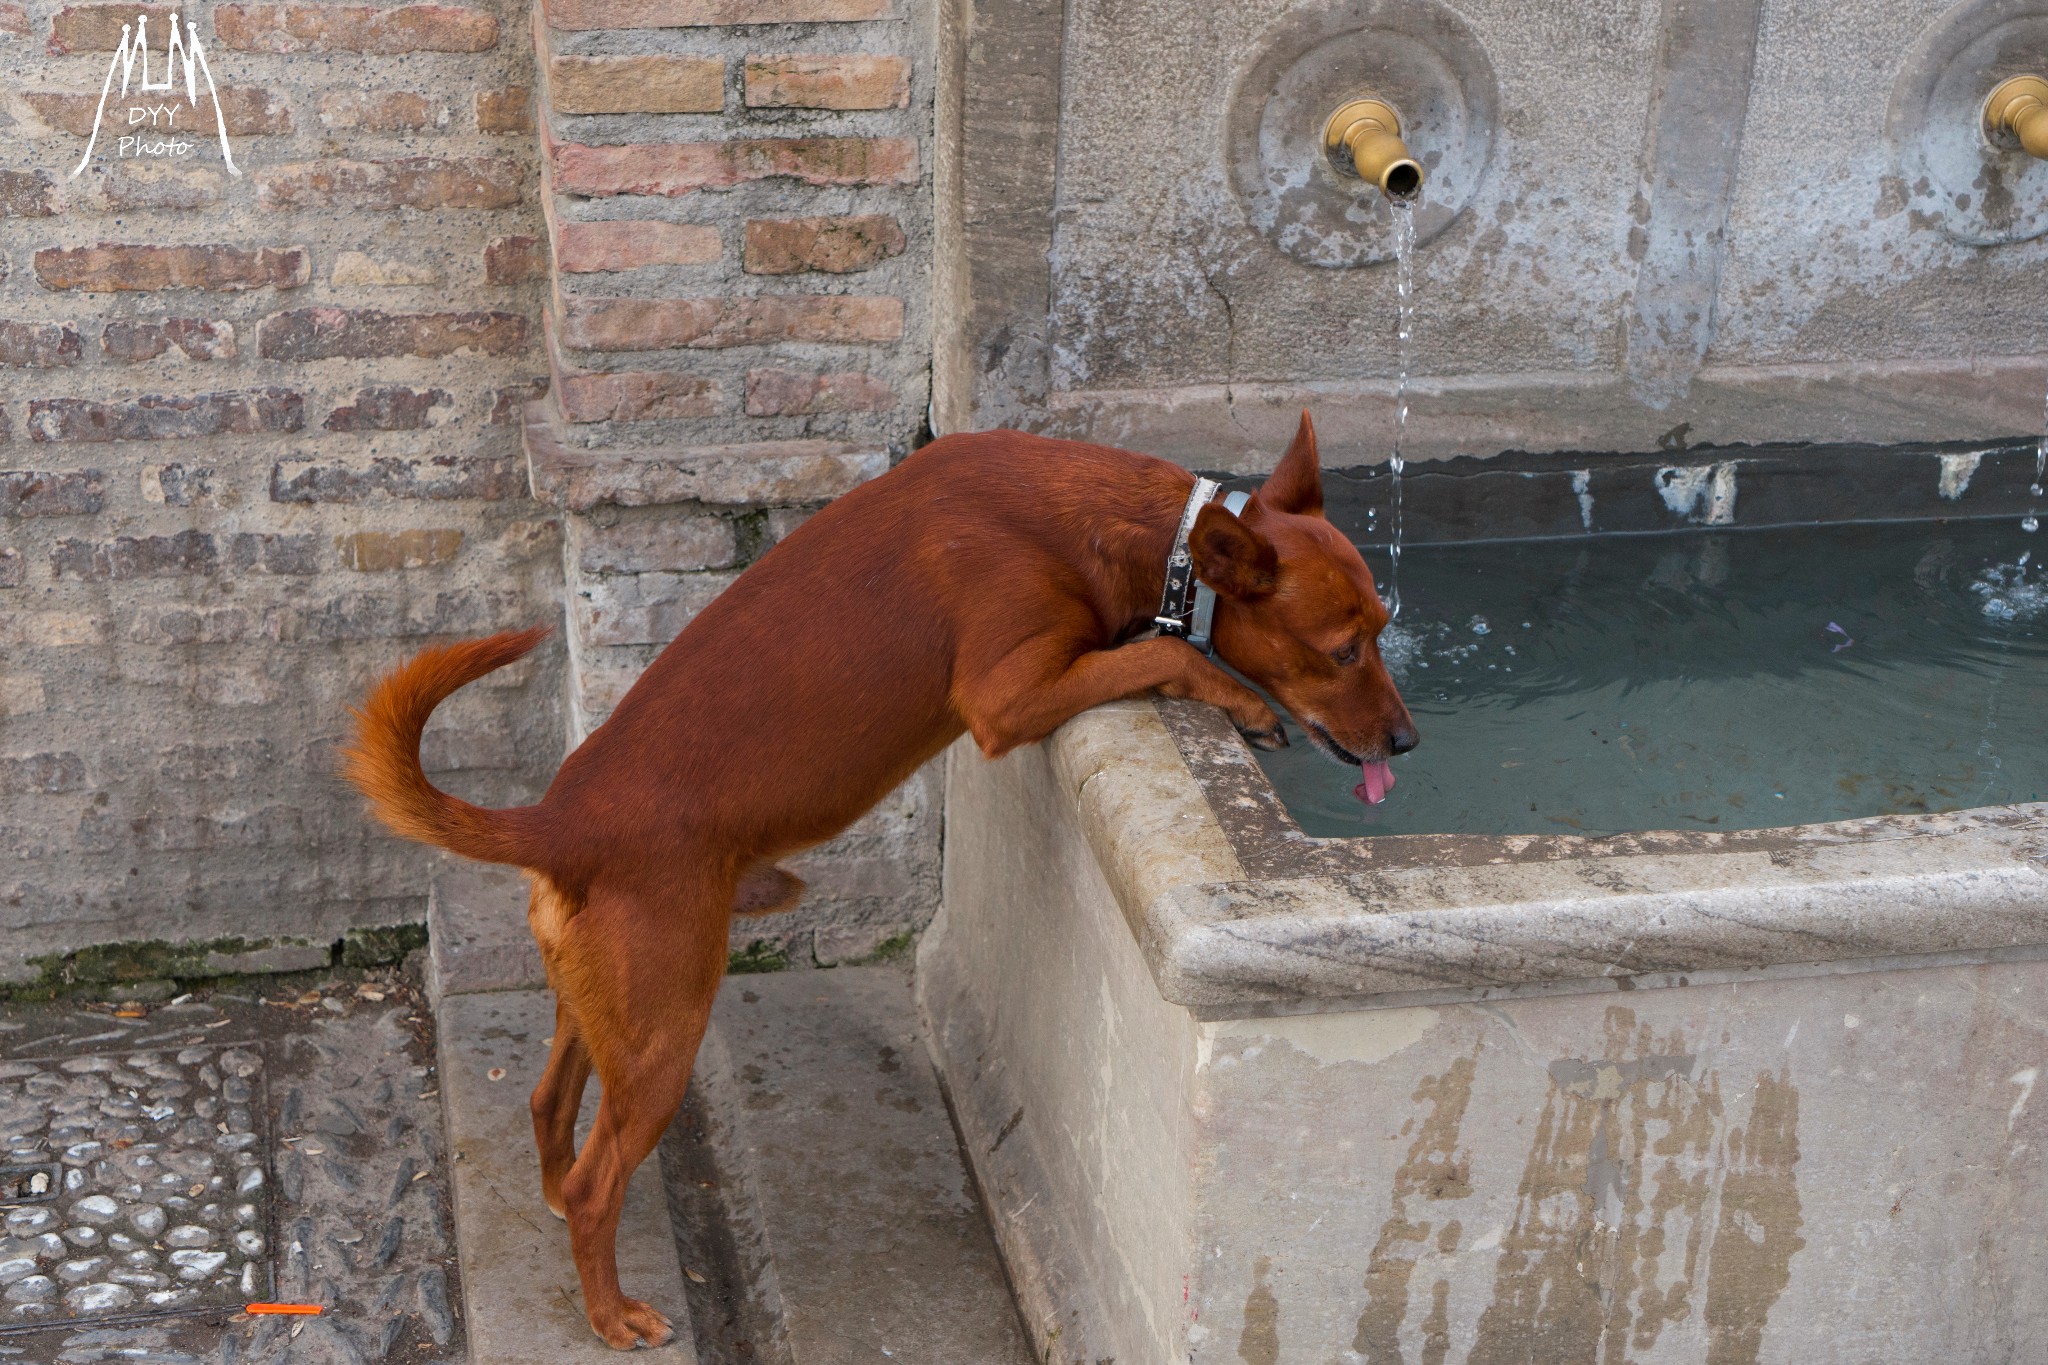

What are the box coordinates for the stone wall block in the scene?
[549,55,724,114]
[337,529,467,571]
[22,87,294,137]
[255,157,525,210]
[322,386,454,431]
[743,214,905,274]
[316,90,454,134]
[484,235,548,284]
[213,3,499,53]
[555,220,721,273]
[33,244,311,292]
[270,454,526,503]
[557,294,903,351]
[555,370,720,422]
[745,367,896,415]
[477,86,535,133]
[0,320,83,368]
[102,319,237,362]
[552,137,916,197]
[1,470,105,517]
[257,308,529,360]
[743,54,909,109]
[570,513,737,574]
[29,389,304,443]
[544,0,887,28]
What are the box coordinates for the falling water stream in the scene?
[2026,387,2047,534]
[1384,201,1416,621]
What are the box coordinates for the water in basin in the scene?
[1254,519,2048,837]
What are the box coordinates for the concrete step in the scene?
[663,965,1033,1365]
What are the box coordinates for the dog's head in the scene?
[1195,411,1419,775]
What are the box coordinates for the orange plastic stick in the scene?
[246,1303,324,1315]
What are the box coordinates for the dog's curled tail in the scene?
[341,627,551,866]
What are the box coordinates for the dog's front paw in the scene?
[1233,710,1288,750]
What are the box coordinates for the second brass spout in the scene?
[1324,98,1423,201]
[1986,75,2048,159]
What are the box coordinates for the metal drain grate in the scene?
[0,1043,274,1330]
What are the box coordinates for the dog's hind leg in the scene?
[553,876,729,1350]
[531,997,592,1219]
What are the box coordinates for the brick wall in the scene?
[0,0,938,979]
[0,0,562,979]
[525,0,939,966]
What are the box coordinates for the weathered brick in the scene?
[0,548,21,588]
[0,753,84,794]
[45,2,173,51]
[745,367,895,416]
[525,420,885,509]
[0,320,82,368]
[557,370,718,422]
[317,90,452,133]
[324,385,452,431]
[0,675,47,715]
[336,528,465,571]
[128,605,252,645]
[34,244,310,292]
[145,463,226,506]
[226,532,319,573]
[553,138,916,198]
[214,3,498,53]
[331,252,442,287]
[30,390,303,443]
[546,0,887,28]
[22,87,292,136]
[80,165,225,212]
[744,55,908,110]
[257,308,529,359]
[157,740,275,782]
[574,515,735,574]
[484,235,545,284]
[256,157,524,210]
[0,170,61,218]
[476,86,532,133]
[266,587,526,642]
[1,470,104,517]
[102,318,237,362]
[52,529,218,580]
[0,611,108,647]
[0,4,27,35]
[744,214,904,275]
[558,295,902,352]
[488,379,550,424]
[270,454,524,502]
[556,220,719,273]
[549,55,723,114]
[576,570,736,647]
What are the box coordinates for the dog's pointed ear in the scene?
[1190,502,1279,601]
[1254,410,1323,516]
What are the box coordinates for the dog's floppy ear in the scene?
[1190,502,1279,600]
[1254,410,1323,516]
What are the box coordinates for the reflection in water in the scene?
[1257,521,2048,837]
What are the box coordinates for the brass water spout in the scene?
[1323,98,1423,201]
[1986,75,2048,158]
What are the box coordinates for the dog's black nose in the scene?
[1388,725,1419,755]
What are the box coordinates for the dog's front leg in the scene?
[959,634,1285,758]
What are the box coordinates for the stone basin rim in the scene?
[1051,695,2048,1018]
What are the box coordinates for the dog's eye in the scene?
[1332,642,1360,666]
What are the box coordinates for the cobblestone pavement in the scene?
[0,970,463,1364]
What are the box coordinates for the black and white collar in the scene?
[1153,479,1250,656]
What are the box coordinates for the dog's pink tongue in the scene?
[1353,760,1396,806]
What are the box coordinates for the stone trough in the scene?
[920,692,2048,1362]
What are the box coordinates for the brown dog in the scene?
[342,411,1415,1348]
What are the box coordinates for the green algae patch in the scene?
[728,939,791,974]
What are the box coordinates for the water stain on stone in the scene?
[1702,1069,1804,1365]
[1467,1007,1724,1365]
[1239,1254,1280,1365]
[1352,1050,1480,1364]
